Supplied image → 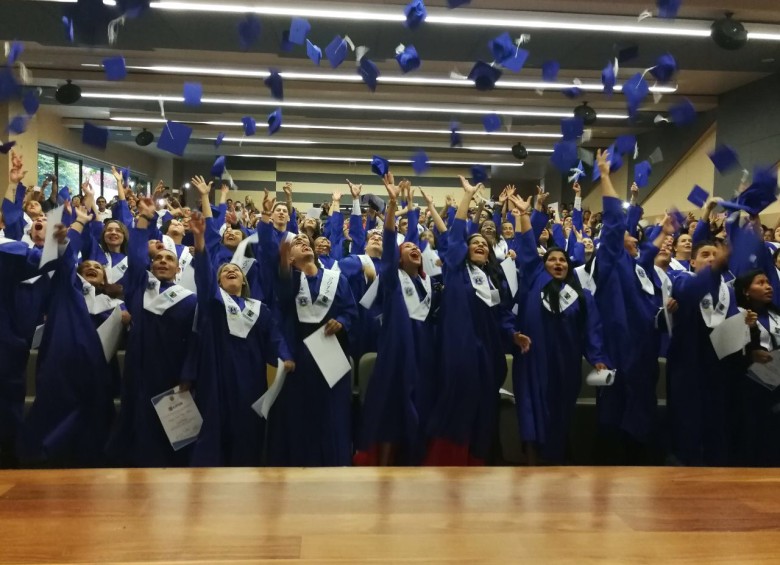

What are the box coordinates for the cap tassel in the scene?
[342,35,356,52]
[107,15,127,46]
[158,98,174,139]
[634,143,639,160]
[582,129,592,142]
[654,114,670,124]
[355,45,369,64]
[638,9,653,21]
[568,166,585,183]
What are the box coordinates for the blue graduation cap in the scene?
[183,82,202,106]
[57,186,71,204]
[669,98,696,126]
[721,167,778,215]
[103,56,126,81]
[156,121,192,157]
[501,47,529,73]
[358,57,380,92]
[242,116,256,137]
[482,113,501,133]
[542,60,560,82]
[62,15,74,43]
[279,30,294,53]
[489,32,527,72]
[6,42,23,66]
[264,71,284,100]
[468,61,502,91]
[623,72,649,114]
[602,61,616,95]
[562,86,582,99]
[237,14,261,50]
[288,17,310,45]
[62,0,118,46]
[306,40,322,66]
[570,160,585,183]
[22,91,39,116]
[634,160,652,187]
[0,67,22,102]
[82,122,108,149]
[447,0,471,7]
[325,35,349,69]
[615,134,636,155]
[396,45,421,74]
[404,0,427,29]
[669,207,686,229]
[267,108,282,135]
[450,122,462,148]
[687,185,710,208]
[7,115,28,135]
[0,140,16,154]
[650,53,677,83]
[412,150,430,175]
[211,156,226,177]
[371,155,390,177]
[550,141,578,173]
[121,167,130,185]
[215,132,225,147]
[471,165,488,184]
[608,144,623,172]
[657,0,682,19]
[708,145,740,173]
[560,117,584,140]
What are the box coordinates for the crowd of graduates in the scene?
[1,147,779,470]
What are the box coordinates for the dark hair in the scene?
[734,269,776,311]
[773,246,780,265]
[691,239,718,260]
[541,247,588,320]
[466,233,502,290]
[100,220,129,254]
[161,219,173,235]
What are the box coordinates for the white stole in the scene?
[143,274,193,315]
[758,311,780,352]
[398,270,432,321]
[575,257,597,293]
[541,283,578,313]
[635,264,655,295]
[296,269,339,323]
[358,255,380,309]
[468,263,500,307]
[219,288,261,339]
[669,257,688,271]
[231,232,259,275]
[493,239,508,261]
[105,252,128,284]
[700,278,730,329]
[79,275,123,315]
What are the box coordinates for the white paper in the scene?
[31,323,44,349]
[586,368,615,387]
[151,386,203,450]
[548,202,559,221]
[251,359,288,419]
[303,326,351,388]
[306,207,320,219]
[747,352,780,391]
[709,313,751,360]
[96,307,124,362]
[179,263,197,293]
[422,245,442,277]
[359,277,380,309]
[501,257,519,297]
[39,205,64,269]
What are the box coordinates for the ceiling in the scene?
[3,0,780,177]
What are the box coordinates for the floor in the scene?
[1,466,779,564]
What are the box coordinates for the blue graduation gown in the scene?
[513,230,610,463]
[187,246,290,466]
[205,217,264,300]
[338,253,382,360]
[18,231,116,467]
[667,268,748,466]
[266,267,358,466]
[356,228,438,464]
[426,218,513,463]
[106,226,197,467]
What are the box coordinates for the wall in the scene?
[582,165,629,212]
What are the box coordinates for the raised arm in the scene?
[421,188,447,234]
[571,181,584,232]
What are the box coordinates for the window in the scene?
[57,156,80,197]
[37,151,56,196]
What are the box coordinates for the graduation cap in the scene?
[657,0,682,19]
[450,122,462,148]
[708,144,740,173]
[242,116,256,137]
[602,60,616,95]
[0,140,16,154]
[412,150,430,175]
[615,43,639,64]
[669,98,696,126]
[721,167,778,215]
[550,140,578,173]
[237,14,261,50]
[57,186,71,204]
[211,156,226,177]
[0,67,22,102]
[669,207,686,229]
[264,71,283,100]
[215,132,225,148]
[650,53,678,83]
[62,0,118,45]
[267,108,282,135]
[687,185,710,208]
[489,32,528,72]
[560,117,584,141]
[467,61,502,91]
[6,41,24,66]
[157,121,192,156]
[562,86,583,99]
[121,167,130,185]
[542,60,560,82]
[306,40,322,66]
[183,82,202,106]
[500,47,529,73]
[447,0,471,7]
[471,164,488,184]
[623,72,649,113]
[396,44,421,74]
[371,155,390,177]
[288,17,310,45]
[358,57,380,92]
[7,115,28,135]
[608,144,623,172]
[102,56,126,81]
[82,122,108,149]
[482,113,502,133]
[648,146,664,164]
[615,134,636,155]
[634,160,652,188]
[279,30,295,53]
[404,0,427,29]
[568,160,585,183]
[325,35,350,69]
[22,91,39,116]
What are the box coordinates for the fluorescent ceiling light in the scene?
[232,153,527,167]
[85,92,629,119]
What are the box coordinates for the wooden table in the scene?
[1,467,779,564]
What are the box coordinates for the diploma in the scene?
[151,386,203,451]
[586,368,616,387]
[251,359,288,419]
[39,205,64,269]
[96,307,124,362]
[709,313,751,360]
[748,352,780,391]
[304,326,351,388]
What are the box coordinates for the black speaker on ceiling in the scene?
[135,128,154,146]
[574,102,597,125]
[711,13,748,50]
[511,142,528,160]
[55,80,81,104]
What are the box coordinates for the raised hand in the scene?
[631,182,639,195]
[572,182,581,194]
[53,223,69,245]
[10,166,26,184]
[10,150,23,172]
[745,309,758,328]
[596,149,611,178]
[458,175,478,196]
[346,179,362,199]
[189,211,205,236]
[420,187,434,206]
[262,188,276,214]
[498,187,508,203]
[445,194,455,208]
[74,205,91,225]
[331,191,342,203]
[191,175,212,196]
[153,180,165,196]
[383,173,400,200]
[111,166,124,186]
[137,197,156,218]
[323,318,343,336]
[283,182,293,198]
[536,185,550,207]
[509,194,533,214]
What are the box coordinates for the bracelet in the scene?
[73,220,85,227]
[140,214,155,222]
